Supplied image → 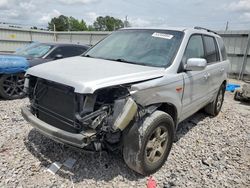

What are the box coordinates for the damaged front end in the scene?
[23,76,140,151]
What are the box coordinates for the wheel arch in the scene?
[157,102,178,126]
[222,80,227,88]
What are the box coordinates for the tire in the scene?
[0,73,26,100]
[204,83,225,116]
[122,111,174,175]
[234,91,241,101]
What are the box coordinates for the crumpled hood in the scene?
[0,55,29,74]
[26,56,165,93]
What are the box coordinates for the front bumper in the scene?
[21,106,88,148]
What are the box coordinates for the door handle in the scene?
[203,73,210,80]
[220,68,225,73]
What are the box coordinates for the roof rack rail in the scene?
[194,26,218,34]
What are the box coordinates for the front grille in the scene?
[31,79,81,133]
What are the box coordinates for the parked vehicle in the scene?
[21,27,229,175]
[234,83,250,101]
[0,42,89,99]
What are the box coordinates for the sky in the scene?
[0,0,249,30]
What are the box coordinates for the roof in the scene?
[31,42,90,48]
[121,27,187,32]
[121,27,220,37]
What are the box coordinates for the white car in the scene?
[21,27,229,175]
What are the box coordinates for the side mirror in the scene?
[185,58,207,71]
[54,54,63,60]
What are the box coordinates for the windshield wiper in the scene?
[115,58,129,62]
[115,58,151,66]
[83,56,151,67]
[83,54,94,58]
[114,58,140,65]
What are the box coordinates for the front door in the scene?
[180,34,210,121]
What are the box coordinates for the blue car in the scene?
[0,42,89,99]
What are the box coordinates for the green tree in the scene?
[68,17,88,31]
[48,15,128,31]
[87,25,95,31]
[79,19,88,31]
[48,15,88,31]
[48,15,69,31]
[93,16,125,31]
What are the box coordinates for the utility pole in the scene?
[67,17,70,31]
[238,32,250,80]
[124,16,128,28]
[225,21,229,31]
[53,24,56,42]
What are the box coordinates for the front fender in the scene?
[0,55,29,74]
[130,75,183,119]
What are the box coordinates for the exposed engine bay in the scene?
[26,76,143,151]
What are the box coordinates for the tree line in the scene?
[47,15,130,31]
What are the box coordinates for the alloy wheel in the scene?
[145,125,169,164]
[2,74,25,98]
[216,89,223,111]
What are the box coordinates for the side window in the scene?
[217,37,227,61]
[73,46,88,55]
[203,36,220,63]
[47,46,85,59]
[183,35,204,64]
[47,47,66,59]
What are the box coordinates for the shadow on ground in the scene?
[24,110,208,183]
[24,129,143,183]
[174,110,208,142]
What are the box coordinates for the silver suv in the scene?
[21,27,229,175]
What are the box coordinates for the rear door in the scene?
[203,35,226,98]
[180,34,210,120]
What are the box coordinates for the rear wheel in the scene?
[123,111,174,175]
[204,84,225,116]
[0,73,26,100]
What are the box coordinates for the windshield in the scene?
[15,43,52,58]
[84,29,184,67]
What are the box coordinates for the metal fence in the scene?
[0,27,249,81]
[0,26,110,52]
[218,30,250,81]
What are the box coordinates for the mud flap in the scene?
[122,105,160,173]
[122,120,143,172]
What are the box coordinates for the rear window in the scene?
[203,36,220,63]
[15,43,52,58]
[217,37,227,61]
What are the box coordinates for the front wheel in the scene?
[0,73,26,100]
[123,111,174,175]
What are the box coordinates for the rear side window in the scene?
[183,35,204,63]
[217,37,227,61]
[48,46,87,59]
[203,36,220,63]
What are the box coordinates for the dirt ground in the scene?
[0,92,249,188]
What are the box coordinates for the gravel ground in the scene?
[0,92,249,188]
